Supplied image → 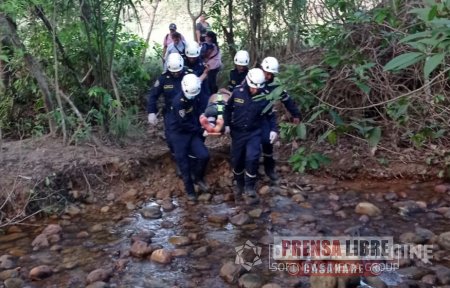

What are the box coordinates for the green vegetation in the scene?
[0,0,449,174]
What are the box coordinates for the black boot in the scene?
[244,172,260,205]
[195,179,209,193]
[264,155,279,183]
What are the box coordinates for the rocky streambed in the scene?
[1,158,450,288]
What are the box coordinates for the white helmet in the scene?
[167,53,184,72]
[245,68,265,89]
[185,41,200,58]
[234,50,250,66]
[261,56,279,74]
[181,74,201,99]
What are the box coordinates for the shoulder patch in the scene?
[179,109,186,118]
[235,98,244,104]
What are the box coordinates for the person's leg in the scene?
[260,120,278,182]
[171,133,196,200]
[163,114,181,177]
[231,132,246,201]
[244,130,262,203]
[190,136,210,192]
[208,68,219,94]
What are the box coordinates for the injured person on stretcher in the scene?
[199,88,232,135]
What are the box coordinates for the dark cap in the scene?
[169,23,177,30]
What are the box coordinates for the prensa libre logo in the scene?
[235,240,262,271]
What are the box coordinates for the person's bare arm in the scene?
[196,29,201,43]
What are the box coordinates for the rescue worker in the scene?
[224,68,278,205]
[184,41,211,112]
[228,50,250,92]
[260,56,301,183]
[168,74,210,201]
[147,53,188,173]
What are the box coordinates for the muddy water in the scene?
[1,179,450,288]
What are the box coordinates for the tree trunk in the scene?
[222,0,236,57]
[0,13,56,135]
[141,0,160,62]
[187,0,204,41]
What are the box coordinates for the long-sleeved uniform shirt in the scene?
[224,83,277,133]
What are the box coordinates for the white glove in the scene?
[202,130,208,137]
[224,126,230,134]
[269,131,278,144]
[148,113,157,125]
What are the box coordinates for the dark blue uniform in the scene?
[261,79,300,179]
[228,68,248,91]
[185,59,211,113]
[224,83,277,194]
[167,92,209,196]
[146,69,189,154]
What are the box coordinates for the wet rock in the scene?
[42,224,62,235]
[168,236,191,247]
[298,213,316,223]
[384,192,398,201]
[421,274,437,285]
[434,265,450,284]
[131,231,154,244]
[86,282,109,288]
[248,208,262,218]
[76,231,89,239]
[100,206,110,213]
[220,261,242,284]
[438,232,450,250]
[434,184,449,194]
[161,200,175,211]
[399,232,426,244]
[258,185,270,195]
[292,194,306,203]
[106,193,115,201]
[238,273,263,288]
[394,201,426,216]
[198,193,212,202]
[335,210,347,219]
[62,260,79,270]
[0,255,15,269]
[436,207,450,215]
[4,278,24,288]
[188,233,198,241]
[126,202,135,210]
[191,246,210,258]
[89,224,103,233]
[150,249,172,264]
[130,240,154,258]
[65,205,81,217]
[160,220,175,228]
[230,213,251,226]
[86,268,112,284]
[8,248,26,257]
[31,234,49,251]
[207,214,228,224]
[140,206,162,219]
[122,188,138,201]
[0,268,20,280]
[171,249,189,257]
[29,265,53,280]
[262,284,281,288]
[415,227,435,242]
[355,202,381,217]
[397,266,431,280]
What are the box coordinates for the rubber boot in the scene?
[233,170,245,203]
[244,172,260,205]
[264,155,279,184]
